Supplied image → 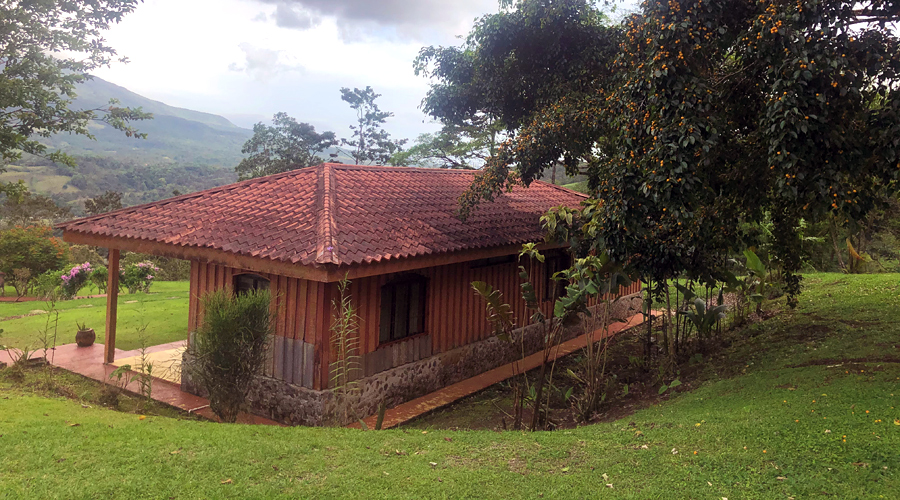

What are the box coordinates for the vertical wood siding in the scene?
[187,257,642,390]
[188,261,331,390]
[350,258,641,358]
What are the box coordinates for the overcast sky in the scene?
[93,0,635,142]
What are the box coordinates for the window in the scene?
[233,273,270,295]
[470,254,516,269]
[544,251,572,301]
[379,275,427,344]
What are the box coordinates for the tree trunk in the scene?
[829,218,846,271]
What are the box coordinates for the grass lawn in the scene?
[563,180,588,194]
[1,273,899,499]
[0,281,189,351]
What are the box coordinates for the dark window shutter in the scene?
[393,282,410,340]
[234,274,270,295]
[378,275,428,344]
[545,253,571,301]
[379,285,393,343]
[409,280,422,334]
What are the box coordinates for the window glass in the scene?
[379,275,427,344]
[234,274,270,295]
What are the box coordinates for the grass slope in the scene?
[0,281,189,351]
[563,180,588,194]
[1,274,899,499]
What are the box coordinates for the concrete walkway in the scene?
[0,342,280,426]
[113,341,185,384]
[351,312,654,430]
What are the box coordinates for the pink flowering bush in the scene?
[60,262,92,299]
[120,261,161,294]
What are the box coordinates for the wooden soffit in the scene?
[62,231,564,283]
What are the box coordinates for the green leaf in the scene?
[743,250,766,276]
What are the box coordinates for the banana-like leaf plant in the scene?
[678,297,727,338]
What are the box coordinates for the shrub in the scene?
[31,269,63,300]
[0,225,69,277]
[120,261,160,294]
[10,268,31,298]
[89,265,108,294]
[68,245,105,267]
[122,253,190,281]
[60,262,93,299]
[185,289,273,423]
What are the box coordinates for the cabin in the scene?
[57,164,642,425]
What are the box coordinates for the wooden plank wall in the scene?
[348,258,641,359]
[188,261,332,390]
[187,258,644,389]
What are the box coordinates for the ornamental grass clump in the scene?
[185,289,273,423]
[60,262,92,299]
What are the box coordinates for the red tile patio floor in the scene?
[0,341,281,426]
[350,311,656,430]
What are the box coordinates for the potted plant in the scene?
[75,321,95,347]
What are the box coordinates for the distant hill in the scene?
[4,76,359,213]
[38,76,253,167]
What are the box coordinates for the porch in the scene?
[0,342,279,425]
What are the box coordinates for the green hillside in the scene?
[35,76,253,167]
[2,76,368,212]
[2,159,237,213]
[73,77,241,132]
[1,274,899,498]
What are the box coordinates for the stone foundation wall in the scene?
[182,292,643,426]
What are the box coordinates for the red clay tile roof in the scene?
[58,164,587,267]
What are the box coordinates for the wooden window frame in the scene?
[233,273,270,295]
[379,274,428,345]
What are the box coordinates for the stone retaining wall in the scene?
[182,292,643,426]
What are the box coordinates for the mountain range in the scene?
[46,76,254,167]
[2,76,351,213]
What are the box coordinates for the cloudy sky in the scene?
[93,0,635,142]
[90,0,500,141]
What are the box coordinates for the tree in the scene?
[415,0,615,134]
[0,0,151,170]
[390,121,502,169]
[0,225,69,278]
[0,184,71,228]
[420,0,900,303]
[84,190,123,216]
[235,112,337,180]
[339,87,407,165]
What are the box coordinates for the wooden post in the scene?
[104,248,120,364]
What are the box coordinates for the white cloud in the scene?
[273,3,321,30]
[228,43,302,81]
[255,0,494,41]
[85,0,500,141]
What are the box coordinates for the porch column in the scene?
[104,248,120,364]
